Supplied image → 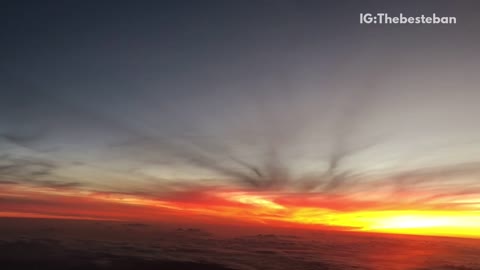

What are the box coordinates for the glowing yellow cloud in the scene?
[226,193,285,210]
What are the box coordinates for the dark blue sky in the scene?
[1,1,480,198]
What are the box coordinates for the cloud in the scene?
[0,154,82,189]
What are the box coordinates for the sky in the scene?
[1,1,480,238]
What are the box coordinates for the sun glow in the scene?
[286,208,480,238]
[369,215,454,230]
[360,211,480,237]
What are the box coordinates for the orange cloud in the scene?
[1,182,479,238]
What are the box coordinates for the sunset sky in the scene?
[1,1,480,238]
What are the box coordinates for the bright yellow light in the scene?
[282,208,480,238]
[361,211,480,237]
[369,215,454,230]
